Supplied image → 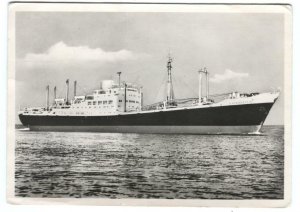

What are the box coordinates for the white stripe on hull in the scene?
[29,125,262,134]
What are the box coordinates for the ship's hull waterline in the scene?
[27,125,262,134]
[19,103,274,134]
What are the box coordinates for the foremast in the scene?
[166,55,176,106]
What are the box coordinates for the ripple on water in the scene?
[15,126,284,199]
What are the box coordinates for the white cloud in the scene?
[22,41,138,64]
[210,69,249,83]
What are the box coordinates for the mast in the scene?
[198,67,209,103]
[166,55,174,104]
[53,86,57,103]
[65,79,69,104]
[204,67,209,100]
[124,83,127,112]
[46,85,49,110]
[74,80,77,97]
[198,69,203,104]
[117,72,122,87]
[140,86,143,108]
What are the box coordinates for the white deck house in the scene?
[50,80,142,116]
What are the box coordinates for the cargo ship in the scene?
[18,56,279,134]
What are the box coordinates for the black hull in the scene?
[19,103,274,134]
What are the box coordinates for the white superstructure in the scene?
[22,79,142,116]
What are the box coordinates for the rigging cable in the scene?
[154,73,168,103]
[172,73,198,97]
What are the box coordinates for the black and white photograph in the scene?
[7,3,292,207]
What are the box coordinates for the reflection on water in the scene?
[15,126,284,199]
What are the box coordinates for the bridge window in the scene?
[98,101,102,104]
[88,102,91,105]
[103,101,107,105]
[109,100,113,104]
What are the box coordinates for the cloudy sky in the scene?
[15,11,284,124]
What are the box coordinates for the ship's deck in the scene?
[19,92,279,117]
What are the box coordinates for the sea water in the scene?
[15,125,284,199]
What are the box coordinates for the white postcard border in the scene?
[6,2,292,207]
